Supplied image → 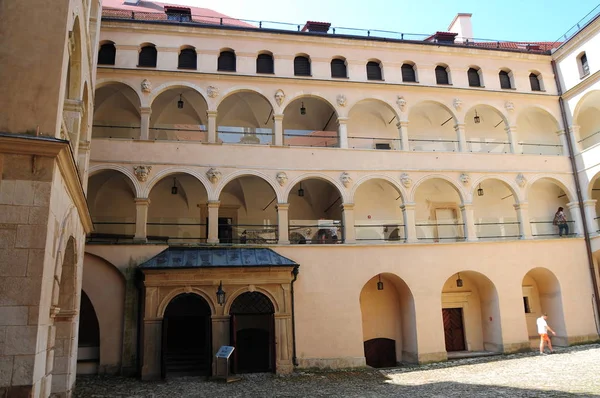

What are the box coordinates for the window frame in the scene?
[256,52,274,74]
[294,55,311,77]
[218,50,236,72]
[435,65,451,85]
[97,42,116,66]
[499,69,513,89]
[579,52,590,78]
[467,67,483,87]
[529,72,542,91]
[330,58,348,79]
[138,44,157,68]
[366,61,383,81]
[401,63,417,83]
[178,47,197,70]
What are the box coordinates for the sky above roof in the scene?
[149,0,600,42]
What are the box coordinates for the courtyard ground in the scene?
[75,344,600,397]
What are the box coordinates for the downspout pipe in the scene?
[291,265,299,366]
[551,59,600,335]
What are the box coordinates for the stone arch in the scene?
[96,79,143,106]
[88,164,142,198]
[526,176,575,237]
[224,286,280,315]
[572,89,600,122]
[214,170,281,203]
[525,175,575,202]
[157,287,216,318]
[516,106,563,155]
[284,173,347,204]
[464,103,508,125]
[469,175,522,204]
[349,174,406,203]
[66,16,83,100]
[149,81,208,109]
[410,174,466,203]
[410,100,457,123]
[572,89,600,148]
[215,86,276,111]
[587,170,600,199]
[144,168,212,199]
[283,92,337,114]
[516,105,559,127]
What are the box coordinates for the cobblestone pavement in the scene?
[75,344,600,397]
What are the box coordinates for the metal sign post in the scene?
[214,346,240,382]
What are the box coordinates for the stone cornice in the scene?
[0,134,93,233]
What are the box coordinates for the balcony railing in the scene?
[218,223,278,244]
[467,139,511,154]
[409,138,459,152]
[416,220,465,242]
[89,219,136,243]
[475,220,521,240]
[284,130,339,148]
[92,125,140,139]
[289,220,343,244]
[530,220,576,237]
[150,126,207,142]
[518,142,563,156]
[147,220,207,244]
[578,130,600,150]
[355,223,406,242]
[347,136,401,150]
[218,127,274,145]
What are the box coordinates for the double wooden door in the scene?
[442,308,466,352]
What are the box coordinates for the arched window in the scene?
[499,70,512,89]
[435,65,450,85]
[578,52,590,77]
[331,58,347,78]
[138,44,157,68]
[401,63,416,82]
[218,50,236,72]
[98,42,116,65]
[178,47,197,69]
[294,55,311,76]
[529,72,542,91]
[366,61,382,81]
[467,67,482,87]
[256,53,274,74]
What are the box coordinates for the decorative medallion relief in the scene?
[400,173,412,188]
[206,168,221,184]
[396,96,407,112]
[516,173,527,188]
[274,89,285,107]
[453,98,463,112]
[459,173,470,185]
[276,172,288,186]
[141,79,152,93]
[337,94,347,107]
[340,172,352,188]
[134,165,152,182]
[207,86,219,98]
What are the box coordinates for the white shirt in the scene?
[537,316,548,334]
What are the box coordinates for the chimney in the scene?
[448,13,473,43]
[301,21,331,33]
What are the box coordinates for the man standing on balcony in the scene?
[537,313,556,355]
[553,207,569,237]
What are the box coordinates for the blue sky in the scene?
[159,0,600,42]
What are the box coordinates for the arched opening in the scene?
[348,99,399,149]
[590,174,600,233]
[66,18,82,101]
[230,292,275,373]
[499,69,513,89]
[468,66,483,87]
[93,82,141,139]
[178,46,197,69]
[528,179,573,238]
[522,268,567,347]
[529,72,543,91]
[148,173,208,244]
[360,273,417,367]
[288,178,343,244]
[472,179,519,240]
[408,102,457,152]
[162,294,212,377]
[138,44,157,68]
[217,91,274,145]
[441,271,503,354]
[77,291,100,374]
[331,57,347,78]
[366,60,383,81]
[414,178,464,242]
[256,52,274,74]
[294,55,311,76]
[516,108,562,155]
[87,170,136,242]
[435,64,450,85]
[575,90,600,150]
[578,52,590,78]
[354,179,405,242]
[217,176,278,244]
[97,41,116,66]
[218,49,236,72]
[150,87,208,141]
[283,97,338,147]
[464,105,509,153]
[401,62,417,82]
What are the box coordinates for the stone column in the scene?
[569,125,581,154]
[207,110,218,143]
[77,140,91,190]
[274,314,294,374]
[51,311,78,396]
[454,123,467,152]
[583,199,599,235]
[341,203,355,243]
[397,121,409,151]
[276,203,290,244]
[514,203,533,239]
[505,125,518,154]
[556,130,568,156]
[211,315,230,376]
[63,99,83,157]
[567,201,584,236]
[140,106,152,140]
[207,200,220,243]
[141,319,162,380]
[401,202,417,243]
[134,198,150,242]
[460,203,478,241]
[337,117,349,149]
[273,114,284,146]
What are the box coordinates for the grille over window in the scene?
[294,56,311,76]
[499,70,511,89]
[230,292,274,314]
[401,63,416,82]
[256,53,274,74]
[165,6,191,22]
[331,59,347,78]
[218,50,236,72]
[138,46,157,67]
[366,61,382,80]
[529,73,541,91]
[435,65,449,85]
[98,43,116,65]
[468,68,481,87]
[178,48,196,69]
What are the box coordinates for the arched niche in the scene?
[472,178,519,240]
[574,90,600,150]
[464,105,509,153]
[353,179,405,242]
[413,178,464,242]
[347,99,399,150]
[217,90,274,145]
[150,87,208,141]
[516,107,562,155]
[528,178,572,238]
[408,101,457,152]
[93,82,141,139]
[283,96,338,148]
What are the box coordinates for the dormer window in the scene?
[164,6,191,22]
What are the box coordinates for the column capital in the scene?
[78,140,91,151]
[555,129,566,136]
[513,202,529,210]
[453,123,466,130]
[337,117,349,124]
[459,203,473,210]
[569,125,580,133]
[276,203,290,211]
[396,121,409,128]
[135,198,151,206]
[208,200,220,208]
[63,98,84,113]
[566,201,580,209]
[341,203,354,211]
[273,114,284,121]
[140,106,152,115]
[211,315,231,322]
[583,199,597,206]
[207,110,218,117]
[400,202,416,210]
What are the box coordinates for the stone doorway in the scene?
[161,294,212,377]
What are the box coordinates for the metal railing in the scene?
[218,224,278,244]
[553,4,600,50]
[415,221,466,242]
[284,130,339,148]
[467,140,511,154]
[518,142,563,156]
[530,220,576,237]
[347,136,401,150]
[217,127,274,145]
[355,223,406,242]
[475,221,521,240]
[150,126,207,142]
[92,125,140,139]
[409,138,459,152]
[578,130,600,150]
[289,222,343,244]
[147,221,207,243]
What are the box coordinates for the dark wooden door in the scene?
[443,308,466,351]
[218,217,233,243]
[364,338,396,368]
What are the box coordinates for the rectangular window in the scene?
[581,53,590,76]
[523,297,531,313]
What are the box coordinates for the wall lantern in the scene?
[456,273,463,288]
[377,274,384,291]
[177,93,184,109]
[298,182,305,197]
[171,178,178,195]
[216,281,226,306]
[300,101,306,115]
[473,109,480,124]
[477,183,484,196]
